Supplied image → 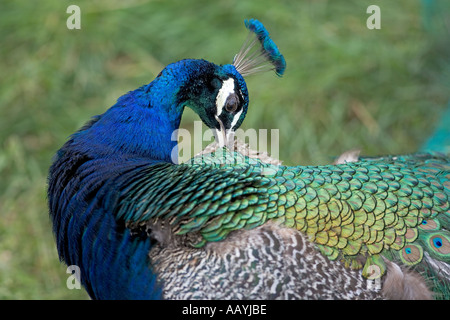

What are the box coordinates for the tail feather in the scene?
[421,101,450,154]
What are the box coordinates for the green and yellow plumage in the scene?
[117,147,449,298]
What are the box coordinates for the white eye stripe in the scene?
[215,78,235,117]
[230,109,243,130]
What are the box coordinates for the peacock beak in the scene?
[213,128,226,148]
[213,115,234,148]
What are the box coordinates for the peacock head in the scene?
[176,19,286,148]
[174,61,247,148]
[70,19,286,162]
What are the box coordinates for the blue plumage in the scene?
[244,19,286,76]
[233,19,286,77]
[48,20,284,299]
[48,18,449,300]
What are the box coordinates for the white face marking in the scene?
[229,109,243,130]
[215,78,235,117]
[225,108,243,146]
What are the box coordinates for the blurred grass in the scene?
[0,0,449,299]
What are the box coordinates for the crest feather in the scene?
[233,19,286,77]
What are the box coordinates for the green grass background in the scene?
[0,0,449,299]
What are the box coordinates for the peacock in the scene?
[47,19,449,300]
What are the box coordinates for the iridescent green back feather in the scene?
[117,149,450,298]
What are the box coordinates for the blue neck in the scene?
[49,59,225,299]
[70,60,206,163]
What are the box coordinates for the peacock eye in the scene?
[225,93,239,113]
